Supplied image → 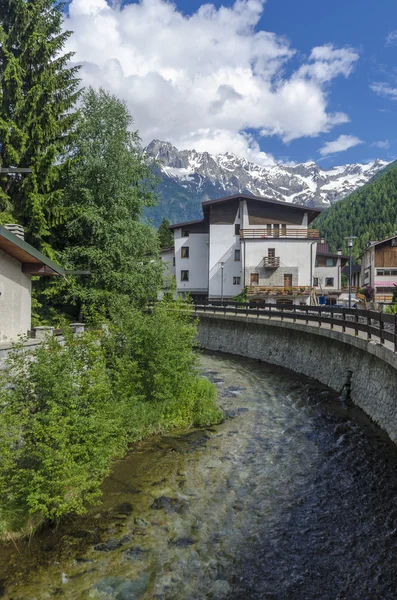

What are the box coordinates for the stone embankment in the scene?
[197,313,397,443]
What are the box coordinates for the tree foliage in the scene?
[0,0,80,252]
[38,88,162,319]
[0,299,221,534]
[158,217,174,248]
[315,163,397,259]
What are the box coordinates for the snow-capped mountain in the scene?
[144,139,389,225]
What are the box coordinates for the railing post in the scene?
[342,308,346,333]
[306,306,309,326]
[380,314,385,345]
[293,305,296,324]
[354,310,359,336]
[367,311,371,341]
[318,306,322,328]
[395,313,397,352]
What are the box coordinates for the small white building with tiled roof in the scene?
[0,224,64,341]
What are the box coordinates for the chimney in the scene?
[4,224,25,240]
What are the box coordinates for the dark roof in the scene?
[0,225,64,276]
[169,194,322,230]
[160,246,174,252]
[168,218,204,231]
[342,264,361,276]
[366,234,397,249]
[202,193,323,216]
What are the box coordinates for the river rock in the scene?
[169,537,196,547]
[150,496,188,514]
[91,574,150,599]
[122,546,147,561]
[93,538,123,552]
[116,502,133,515]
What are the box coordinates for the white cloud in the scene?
[372,140,390,149]
[386,31,397,46]
[64,0,359,164]
[319,134,363,157]
[371,82,397,100]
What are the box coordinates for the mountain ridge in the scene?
[144,139,389,226]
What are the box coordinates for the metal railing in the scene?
[193,301,397,353]
[240,228,320,239]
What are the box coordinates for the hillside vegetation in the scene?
[315,162,397,259]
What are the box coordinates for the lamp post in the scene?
[220,262,224,302]
[345,236,357,308]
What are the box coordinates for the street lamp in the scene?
[220,262,224,302]
[345,236,357,309]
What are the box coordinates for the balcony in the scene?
[247,286,313,297]
[263,256,280,268]
[240,228,320,239]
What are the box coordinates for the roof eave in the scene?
[0,225,65,276]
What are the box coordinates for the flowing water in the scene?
[1,352,397,599]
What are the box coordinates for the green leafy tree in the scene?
[43,88,162,319]
[158,217,174,248]
[0,0,81,252]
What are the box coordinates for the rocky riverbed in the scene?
[1,352,397,599]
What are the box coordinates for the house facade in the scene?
[0,224,64,342]
[359,235,397,304]
[162,194,322,305]
[313,242,349,304]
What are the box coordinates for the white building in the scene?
[0,224,64,342]
[164,194,322,305]
[313,242,349,304]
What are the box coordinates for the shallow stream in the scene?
[1,352,397,599]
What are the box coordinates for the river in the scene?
[1,352,397,599]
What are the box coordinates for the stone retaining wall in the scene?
[197,314,397,443]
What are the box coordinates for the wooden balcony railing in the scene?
[247,286,313,296]
[240,228,320,239]
[263,257,280,268]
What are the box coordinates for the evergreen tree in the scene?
[46,88,162,319]
[0,0,80,253]
[158,217,174,248]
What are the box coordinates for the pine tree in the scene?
[0,0,80,253]
[158,217,174,248]
[46,87,162,319]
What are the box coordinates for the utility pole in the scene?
[345,236,357,308]
[220,262,224,302]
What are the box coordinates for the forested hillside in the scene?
[315,162,397,259]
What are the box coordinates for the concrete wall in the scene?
[0,250,31,342]
[209,219,242,299]
[197,313,397,444]
[174,230,209,294]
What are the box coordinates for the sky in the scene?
[64,0,397,168]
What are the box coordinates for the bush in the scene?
[0,299,221,535]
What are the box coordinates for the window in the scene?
[392,270,397,276]
[234,249,241,261]
[181,246,189,258]
[274,224,280,237]
[233,277,241,285]
[173,257,175,266]
[313,277,319,287]
[250,273,259,285]
[281,224,287,236]
[325,277,334,287]
[377,269,384,276]
[315,259,319,267]
[284,274,292,287]
[235,224,240,236]
[181,229,189,237]
[384,270,391,276]
[364,272,369,280]
[326,258,334,267]
[268,248,275,258]
[181,270,189,281]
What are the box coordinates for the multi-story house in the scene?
[359,235,397,304]
[162,194,322,305]
[313,242,349,304]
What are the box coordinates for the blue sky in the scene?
[64,0,397,167]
